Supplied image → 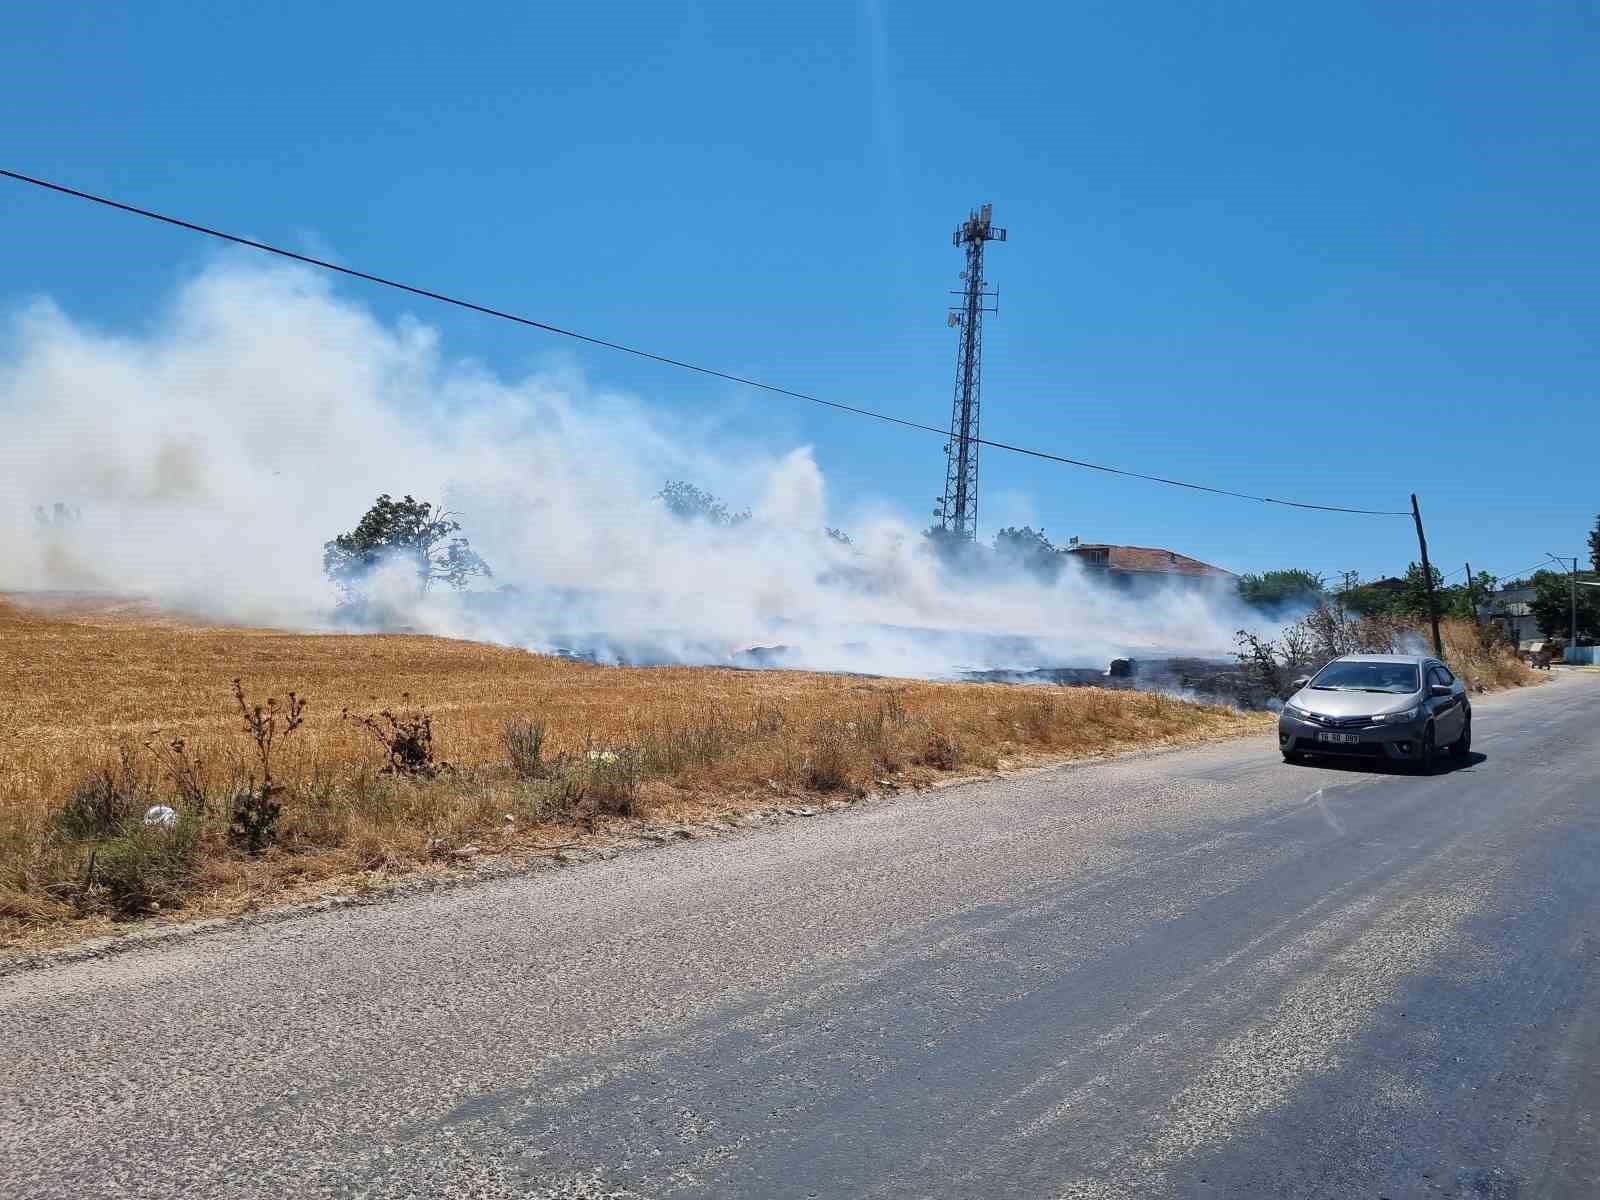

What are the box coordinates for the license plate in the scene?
[1316,732,1360,745]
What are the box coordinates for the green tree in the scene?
[993,525,1061,581]
[994,525,1054,555]
[1395,561,1445,619]
[1236,569,1326,611]
[1528,568,1600,642]
[657,481,750,527]
[1340,581,1395,617]
[323,494,490,602]
[1443,570,1498,620]
[1588,513,1600,573]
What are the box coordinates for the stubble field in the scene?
[0,593,1268,950]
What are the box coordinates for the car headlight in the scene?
[1284,702,1312,719]
[1378,706,1420,724]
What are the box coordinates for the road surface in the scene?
[4,673,1598,1198]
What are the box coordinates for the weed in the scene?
[878,691,909,728]
[583,747,643,820]
[344,694,439,775]
[54,749,142,842]
[524,763,585,823]
[918,731,963,771]
[153,737,210,815]
[229,679,307,854]
[234,678,307,788]
[502,717,548,779]
[636,710,737,776]
[1017,696,1058,742]
[803,721,856,791]
[228,785,282,856]
[89,819,201,916]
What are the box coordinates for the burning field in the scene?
[0,595,1268,949]
[6,258,1530,951]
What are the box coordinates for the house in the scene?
[1063,538,1236,586]
[1487,581,1540,648]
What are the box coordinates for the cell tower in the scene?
[936,202,1006,541]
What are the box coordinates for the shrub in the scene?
[804,721,856,791]
[228,783,282,856]
[502,718,548,780]
[583,748,642,819]
[54,751,142,842]
[918,731,962,771]
[344,695,438,776]
[88,818,201,915]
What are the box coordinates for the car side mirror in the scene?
[1290,676,1310,691]
[1429,683,1451,697]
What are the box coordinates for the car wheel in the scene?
[1417,724,1437,775]
[1282,751,1305,764]
[1452,715,1472,757]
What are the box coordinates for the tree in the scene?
[922,524,983,572]
[657,481,750,527]
[1340,581,1396,617]
[993,525,1061,581]
[1443,571,1498,620]
[994,525,1054,555]
[1588,513,1600,573]
[323,494,490,602]
[1236,569,1326,611]
[1395,561,1445,619]
[1528,568,1600,642]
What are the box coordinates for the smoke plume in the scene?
[1,260,1256,677]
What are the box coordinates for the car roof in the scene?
[1332,653,1432,664]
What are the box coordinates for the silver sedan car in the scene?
[1278,653,1471,772]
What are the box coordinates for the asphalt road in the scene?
[5,673,1599,1199]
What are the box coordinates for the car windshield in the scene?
[1308,661,1420,694]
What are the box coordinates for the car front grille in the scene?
[1300,712,1372,728]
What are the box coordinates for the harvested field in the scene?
[0,595,1268,949]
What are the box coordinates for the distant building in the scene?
[1063,539,1236,585]
[1488,581,1540,648]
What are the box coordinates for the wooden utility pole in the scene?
[1465,562,1480,627]
[1411,494,1443,658]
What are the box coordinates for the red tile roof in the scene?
[1066,544,1236,578]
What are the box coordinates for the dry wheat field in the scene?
[0,593,1267,949]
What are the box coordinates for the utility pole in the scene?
[1464,562,1479,627]
[1411,494,1443,658]
[936,203,1006,542]
[1547,553,1579,655]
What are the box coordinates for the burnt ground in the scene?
[961,655,1261,708]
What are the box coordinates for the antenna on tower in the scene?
[937,203,1006,541]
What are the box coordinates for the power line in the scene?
[1483,559,1560,586]
[1,167,1413,518]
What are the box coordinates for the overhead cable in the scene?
[1,168,1413,517]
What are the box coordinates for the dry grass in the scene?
[0,594,1266,950]
[1436,617,1542,692]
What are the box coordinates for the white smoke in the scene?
[1,260,1259,677]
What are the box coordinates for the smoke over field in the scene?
[1,261,1257,678]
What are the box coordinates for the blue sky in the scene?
[4,1,1597,585]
